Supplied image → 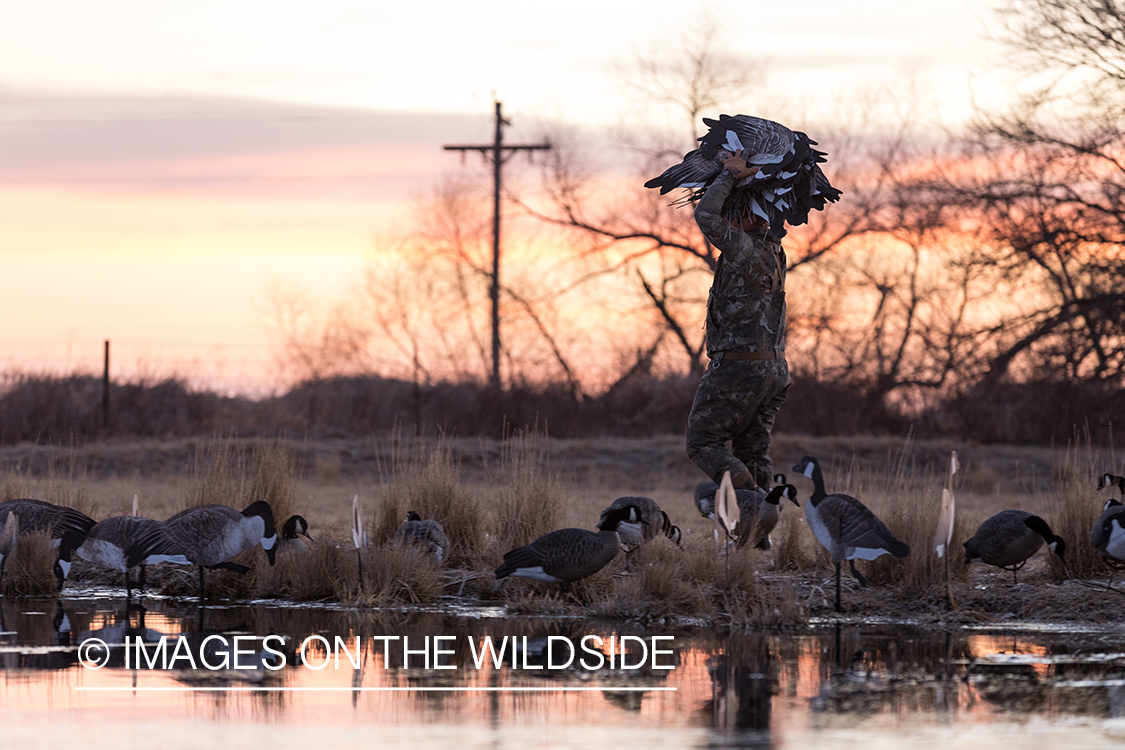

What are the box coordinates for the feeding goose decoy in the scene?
[964,510,1066,584]
[393,511,449,564]
[644,114,842,232]
[733,484,799,550]
[124,500,279,600]
[598,496,682,549]
[61,515,160,597]
[792,456,910,612]
[494,504,640,585]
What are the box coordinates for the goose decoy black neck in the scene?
[282,515,313,541]
[55,530,86,592]
[764,484,800,507]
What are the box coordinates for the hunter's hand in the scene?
[722,150,757,180]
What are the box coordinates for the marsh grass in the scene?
[484,428,566,558]
[1,531,56,596]
[1047,436,1123,581]
[373,434,484,568]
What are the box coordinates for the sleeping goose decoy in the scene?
[124,500,278,600]
[494,504,640,585]
[644,114,842,232]
[792,456,909,612]
[733,484,799,550]
[393,511,449,564]
[598,496,682,549]
[964,510,1066,584]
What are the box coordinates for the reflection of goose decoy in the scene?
[733,484,799,550]
[792,456,909,612]
[644,114,841,232]
[598,496,681,549]
[61,515,160,596]
[125,501,279,600]
[964,510,1066,584]
[393,511,449,563]
[494,504,639,585]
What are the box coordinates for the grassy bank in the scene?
[1,432,1121,626]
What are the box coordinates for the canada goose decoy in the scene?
[792,456,910,612]
[393,511,449,564]
[964,510,1066,584]
[278,514,314,555]
[598,496,682,549]
[733,484,800,550]
[644,114,842,232]
[61,515,160,597]
[494,504,640,585]
[124,500,278,600]
[1091,474,1125,586]
[0,498,95,545]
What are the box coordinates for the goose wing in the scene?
[0,498,95,539]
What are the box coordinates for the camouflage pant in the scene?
[685,357,790,488]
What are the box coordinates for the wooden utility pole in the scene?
[443,101,550,392]
[102,339,110,430]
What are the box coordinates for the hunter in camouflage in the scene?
[685,151,790,490]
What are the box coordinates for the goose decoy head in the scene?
[1105,498,1124,511]
[659,511,684,548]
[772,473,788,486]
[792,457,818,478]
[1098,474,1125,493]
[282,514,313,541]
[404,510,422,522]
[765,484,800,507]
[1025,516,1066,560]
[598,504,641,531]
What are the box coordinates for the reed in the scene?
[0,531,56,596]
[1046,435,1122,581]
[483,427,566,559]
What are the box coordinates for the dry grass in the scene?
[3,431,1124,625]
[0,531,55,596]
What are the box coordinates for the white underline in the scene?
[76,686,677,692]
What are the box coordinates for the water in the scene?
[4,594,1125,749]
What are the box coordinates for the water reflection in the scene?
[2,596,1125,748]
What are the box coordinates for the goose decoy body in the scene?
[792,456,909,611]
[598,496,682,549]
[644,114,842,232]
[0,498,95,545]
[65,515,160,596]
[733,484,800,550]
[494,504,640,584]
[125,500,278,599]
[393,511,449,563]
[964,510,1065,583]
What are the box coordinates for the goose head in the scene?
[282,514,313,542]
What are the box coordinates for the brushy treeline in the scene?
[0,370,1119,446]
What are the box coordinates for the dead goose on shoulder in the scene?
[394,511,449,564]
[792,456,909,612]
[494,504,640,585]
[733,484,799,550]
[124,500,279,600]
[964,509,1066,584]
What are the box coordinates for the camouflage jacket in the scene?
[694,171,787,358]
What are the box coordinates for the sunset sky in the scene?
[1,0,1009,394]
